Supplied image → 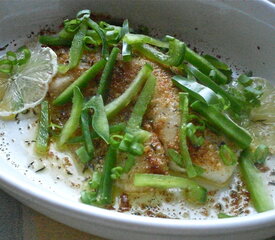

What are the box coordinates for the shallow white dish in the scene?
[0,0,275,239]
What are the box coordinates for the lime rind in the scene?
[0,45,57,116]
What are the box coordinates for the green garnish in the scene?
[219,144,237,166]
[89,171,101,189]
[126,74,156,132]
[239,150,274,213]
[123,33,169,48]
[96,146,117,205]
[35,101,50,154]
[218,213,234,219]
[186,122,205,147]
[167,148,183,167]
[58,87,84,147]
[238,74,252,86]
[80,109,94,156]
[179,93,198,178]
[81,191,97,205]
[84,95,110,143]
[111,166,123,179]
[186,65,242,114]
[59,21,88,74]
[39,35,72,46]
[76,146,91,164]
[203,54,232,81]
[53,59,106,105]
[105,64,153,119]
[133,36,185,67]
[172,75,221,106]
[185,48,228,84]
[87,18,109,59]
[67,123,126,144]
[0,46,31,74]
[253,145,270,164]
[134,174,207,204]
[191,101,252,149]
[97,47,120,101]
[121,20,132,61]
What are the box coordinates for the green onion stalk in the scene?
[134,173,207,204]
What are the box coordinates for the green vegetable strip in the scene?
[239,150,274,213]
[67,123,126,144]
[126,74,156,131]
[84,95,109,143]
[58,87,84,147]
[0,46,31,74]
[96,146,117,205]
[253,145,269,164]
[186,123,205,147]
[172,75,220,105]
[111,166,123,179]
[81,191,97,205]
[109,123,126,134]
[167,148,183,167]
[89,171,101,189]
[39,35,72,46]
[67,135,84,144]
[203,55,231,71]
[53,59,106,105]
[97,47,120,101]
[86,30,101,43]
[134,174,207,204]
[59,21,88,74]
[123,154,136,173]
[87,19,109,59]
[35,101,50,154]
[185,48,228,84]
[105,64,153,119]
[58,28,75,40]
[6,51,17,65]
[238,74,252,86]
[86,28,121,45]
[179,93,197,178]
[134,37,185,67]
[186,65,242,113]
[121,20,132,61]
[0,59,13,74]
[191,101,252,149]
[81,110,94,156]
[63,19,82,33]
[219,144,237,166]
[76,146,91,164]
[123,33,169,48]
[218,213,234,219]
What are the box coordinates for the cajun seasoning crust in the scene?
[147,64,181,152]
[107,57,145,102]
[190,141,221,171]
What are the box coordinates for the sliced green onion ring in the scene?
[0,59,13,74]
[76,9,91,20]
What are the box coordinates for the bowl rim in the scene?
[1,166,275,234]
[0,0,275,236]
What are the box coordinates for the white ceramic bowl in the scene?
[0,1,275,239]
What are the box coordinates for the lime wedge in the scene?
[0,45,57,116]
